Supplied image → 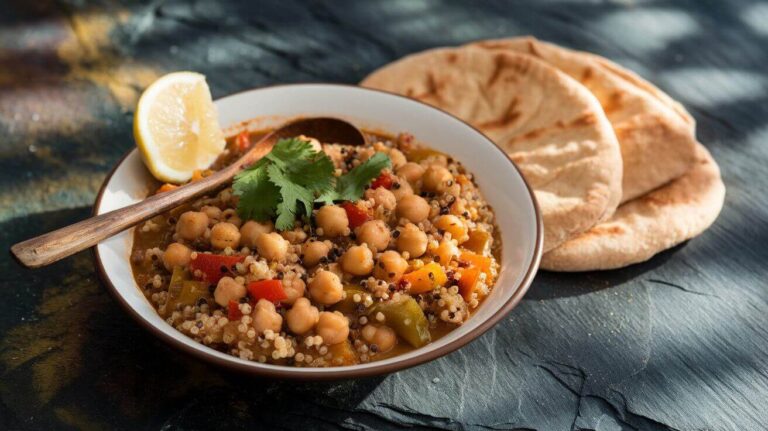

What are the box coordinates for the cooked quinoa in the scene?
[131,130,500,367]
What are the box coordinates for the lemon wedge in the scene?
[134,72,225,183]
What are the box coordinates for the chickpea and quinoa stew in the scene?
[131,127,501,367]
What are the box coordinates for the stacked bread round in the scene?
[361,37,725,271]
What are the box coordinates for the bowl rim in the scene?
[92,82,543,380]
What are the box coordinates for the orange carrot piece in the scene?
[403,262,448,294]
[459,251,492,276]
[458,267,481,301]
[156,183,178,194]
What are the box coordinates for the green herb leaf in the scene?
[317,152,392,204]
[267,163,316,230]
[265,138,316,168]
[233,158,280,222]
[234,137,390,230]
[289,153,335,194]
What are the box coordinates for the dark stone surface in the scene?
[1,0,767,429]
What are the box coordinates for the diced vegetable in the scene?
[370,172,394,190]
[463,230,491,254]
[459,251,492,276]
[457,267,481,301]
[455,174,471,187]
[188,254,244,284]
[370,297,430,348]
[228,300,243,320]
[341,202,370,228]
[178,280,211,307]
[334,285,368,314]
[156,183,178,194]
[402,262,447,294]
[247,279,287,303]
[235,130,250,151]
[407,148,446,163]
[328,340,359,365]
[167,266,187,299]
[167,267,212,310]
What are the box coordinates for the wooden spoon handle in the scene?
[10,117,363,269]
[10,166,236,269]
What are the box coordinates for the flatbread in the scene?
[590,55,694,127]
[361,47,622,252]
[469,37,698,202]
[541,143,725,271]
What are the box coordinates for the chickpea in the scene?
[283,278,306,305]
[213,276,246,307]
[396,162,425,185]
[433,239,459,265]
[396,194,430,223]
[303,241,330,266]
[397,223,428,257]
[435,214,469,243]
[200,205,222,222]
[255,232,289,262]
[373,250,408,282]
[281,228,308,244]
[286,297,319,335]
[217,188,233,205]
[365,187,396,212]
[252,299,283,334]
[316,205,349,237]
[316,311,350,345]
[340,244,374,276]
[422,165,454,193]
[357,220,391,251]
[361,324,397,353]
[162,242,191,271]
[326,262,344,279]
[445,182,461,198]
[210,222,241,250]
[240,220,273,248]
[176,211,208,241]
[388,148,407,168]
[391,178,413,201]
[309,270,343,305]
[357,147,376,162]
[221,208,242,228]
[424,154,448,167]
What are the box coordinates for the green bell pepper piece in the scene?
[370,296,431,348]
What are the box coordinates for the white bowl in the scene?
[93,84,542,379]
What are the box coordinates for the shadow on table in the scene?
[524,243,685,301]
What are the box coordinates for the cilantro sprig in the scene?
[233,138,391,230]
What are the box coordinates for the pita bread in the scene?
[542,143,725,271]
[591,56,694,127]
[361,47,622,252]
[469,37,698,202]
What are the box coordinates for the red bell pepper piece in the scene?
[247,279,287,303]
[228,300,243,321]
[341,202,370,228]
[188,254,245,284]
[371,172,394,190]
[235,130,250,152]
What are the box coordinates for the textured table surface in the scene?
[1,1,767,430]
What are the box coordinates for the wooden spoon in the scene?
[11,117,366,268]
